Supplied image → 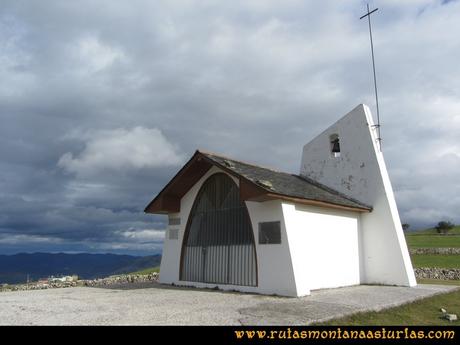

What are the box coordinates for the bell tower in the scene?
[300,104,416,287]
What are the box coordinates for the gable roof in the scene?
[144,150,372,214]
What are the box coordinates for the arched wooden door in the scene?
[180,173,257,286]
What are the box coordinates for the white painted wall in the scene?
[246,200,298,296]
[300,104,416,287]
[283,203,360,295]
[157,212,180,284]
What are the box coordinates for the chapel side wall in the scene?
[157,211,179,284]
[282,203,360,295]
[245,200,298,296]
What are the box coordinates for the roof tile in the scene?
[202,151,372,211]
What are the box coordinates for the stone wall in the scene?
[410,248,460,255]
[1,273,159,293]
[81,273,159,287]
[414,267,460,280]
[1,281,79,292]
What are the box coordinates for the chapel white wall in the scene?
[282,203,361,295]
[246,200,298,296]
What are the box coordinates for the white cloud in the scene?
[119,228,165,242]
[85,239,164,253]
[0,233,63,245]
[58,127,184,177]
[73,35,125,73]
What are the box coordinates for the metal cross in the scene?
[360,4,382,151]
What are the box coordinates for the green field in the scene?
[405,225,460,248]
[405,234,460,248]
[417,278,460,286]
[318,283,460,325]
[411,255,460,269]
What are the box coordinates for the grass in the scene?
[405,234,460,248]
[417,279,460,286]
[317,287,460,325]
[405,225,460,249]
[130,266,160,275]
[411,255,460,269]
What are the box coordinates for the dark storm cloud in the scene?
[0,0,459,254]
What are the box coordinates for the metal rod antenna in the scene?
[360,3,382,151]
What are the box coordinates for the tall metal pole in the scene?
[360,4,382,151]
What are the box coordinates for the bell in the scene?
[331,139,340,153]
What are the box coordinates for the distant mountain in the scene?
[0,253,162,284]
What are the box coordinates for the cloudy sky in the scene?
[1,0,459,256]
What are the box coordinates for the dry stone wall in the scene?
[410,248,460,255]
[414,267,460,280]
[1,273,159,293]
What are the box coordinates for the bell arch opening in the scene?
[179,173,257,286]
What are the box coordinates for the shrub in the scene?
[435,221,455,235]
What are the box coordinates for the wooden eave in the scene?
[144,151,212,214]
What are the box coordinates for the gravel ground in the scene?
[0,283,456,325]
